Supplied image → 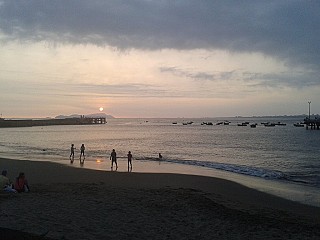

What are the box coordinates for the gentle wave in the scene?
[139,157,287,180]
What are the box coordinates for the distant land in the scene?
[2,114,319,120]
[54,113,115,119]
[236,114,319,118]
[54,114,318,119]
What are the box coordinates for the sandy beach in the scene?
[1,157,320,239]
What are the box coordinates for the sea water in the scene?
[0,117,319,206]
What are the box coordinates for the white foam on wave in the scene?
[143,157,287,180]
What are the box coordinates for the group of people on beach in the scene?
[110,149,133,172]
[69,144,85,163]
[69,144,135,172]
[0,170,30,193]
[69,144,163,172]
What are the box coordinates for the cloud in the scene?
[0,0,319,70]
[159,66,237,82]
[243,71,320,89]
[160,66,320,89]
[0,79,182,99]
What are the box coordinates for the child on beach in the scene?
[127,151,133,172]
[14,172,30,193]
[110,149,118,171]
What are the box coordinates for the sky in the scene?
[0,0,319,118]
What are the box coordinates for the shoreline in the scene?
[1,157,320,239]
[2,153,319,208]
[1,157,319,216]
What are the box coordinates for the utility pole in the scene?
[308,101,311,119]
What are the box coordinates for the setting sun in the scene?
[99,107,103,112]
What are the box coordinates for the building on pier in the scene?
[304,117,320,130]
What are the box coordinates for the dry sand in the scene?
[1,157,320,239]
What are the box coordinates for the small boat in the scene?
[224,121,230,125]
[237,123,248,126]
[250,124,257,128]
[172,122,177,124]
[275,122,286,126]
[216,122,223,125]
[264,123,276,127]
[201,122,213,126]
[293,123,304,127]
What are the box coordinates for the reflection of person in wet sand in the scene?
[127,151,133,172]
[110,149,118,171]
[69,144,76,163]
[80,144,85,163]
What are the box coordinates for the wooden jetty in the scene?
[0,117,106,128]
[304,117,320,130]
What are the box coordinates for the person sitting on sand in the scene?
[14,172,30,193]
[110,149,118,171]
[127,151,133,172]
[0,170,10,189]
[70,143,76,162]
[1,170,17,193]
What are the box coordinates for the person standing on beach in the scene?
[158,153,162,165]
[69,144,76,163]
[127,151,133,172]
[80,144,85,163]
[110,149,118,171]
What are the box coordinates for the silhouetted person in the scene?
[159,153,162,160]
[70,144,76,163]
[110,149,118,171]
[127,151,133,172]
[80,144,85,163]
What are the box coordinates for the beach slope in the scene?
[1,158,320,239]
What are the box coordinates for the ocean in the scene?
[0,117,319,206]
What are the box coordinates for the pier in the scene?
[0,117,106,128]
[304,118,320,130]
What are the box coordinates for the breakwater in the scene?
[0,117,106,128]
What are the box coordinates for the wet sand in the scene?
[1,157,320,239]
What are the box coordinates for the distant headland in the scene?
[54,113,115,119]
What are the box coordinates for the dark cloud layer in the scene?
[0,0,319,70]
